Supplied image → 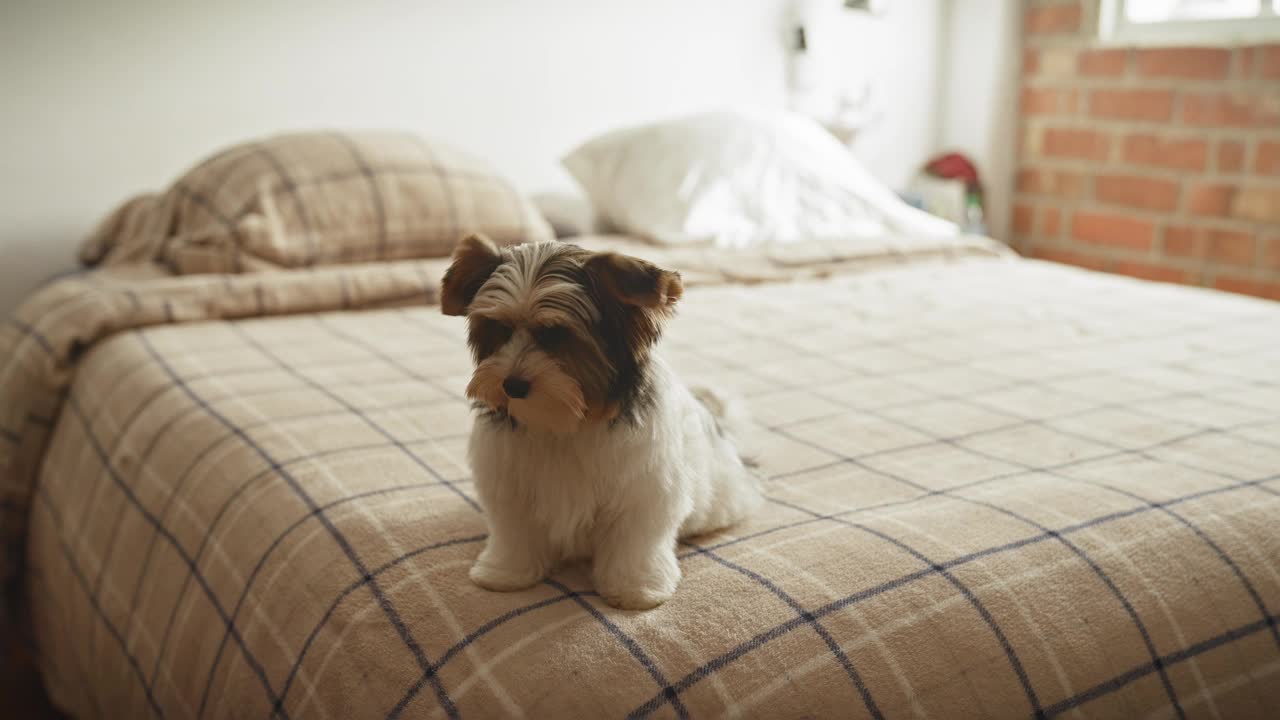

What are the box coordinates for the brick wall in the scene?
[1013,0,1280,300]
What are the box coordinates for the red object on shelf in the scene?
[924,152,981,193]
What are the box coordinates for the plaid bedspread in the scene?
[5,236,1280,718]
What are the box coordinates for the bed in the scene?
[3,229,1278,719]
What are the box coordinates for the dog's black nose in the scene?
[502,377,531,399]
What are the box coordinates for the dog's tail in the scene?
[690,385,759,469]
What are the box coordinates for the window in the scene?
[1100,0,1280,44]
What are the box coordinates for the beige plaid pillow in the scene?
[80,130,553,273]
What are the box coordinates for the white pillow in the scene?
[562,109,956,248]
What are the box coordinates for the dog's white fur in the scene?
[443,237,761,609]
[469,359,761,609]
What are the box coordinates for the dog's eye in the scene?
[482,318,513,340]
[533,325,571,349]
[471,317,514,357]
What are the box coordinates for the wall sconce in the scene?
[844,0,888,13]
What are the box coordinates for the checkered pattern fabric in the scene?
[5,236,1279,718]
[79,131,554,274]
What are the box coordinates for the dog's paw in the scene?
[596,565,680,610]
[601,585,675,611]
[469,561,544,592]
[594,547,681,610]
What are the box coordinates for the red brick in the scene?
[1207,230,1256,266]
[1235,47,1256,78]
[1182,93,1251,126]
[1262,45,1280,78]
[1089,89,1175,122]
[1213,275,1280,300]
[1163,225,1202,258]
[1232,187,1280,223]
[1023,48,1039,75]
[1136,48,1231,80]
[1016,168,1086,198]
[1030,246,1108,271]
[1186,183,1238,217]
[1013,204,1034,234]
[1043,207,1062,238]
[1182,92,1280,127]
[1120,134,1208,172]
[1217,140,1246,173]
[1042,128,1110,161]
[1063,90,1080,113]
[1022,87,1076,115]
[1095,174,1180,212]
[1113,260,1192,284]
[1026,3,1081,35]
[1256,141,1280,175]
[1079,49,1128,77]
[1072,212,1155,250]
[1263,236,1280,271]
[1163,225,1259,266]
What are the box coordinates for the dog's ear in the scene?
[585,252,683,310]
[441,233,502,316]
[585,252,683,354]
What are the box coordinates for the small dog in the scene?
[441,234,761,609]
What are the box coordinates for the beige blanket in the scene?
[5,235,1280,718]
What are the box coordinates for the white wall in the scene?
[938,0,1024,242]
[0,0,945,318]
[829,3,949,192]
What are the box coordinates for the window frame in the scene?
[1098,0,1280,46]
